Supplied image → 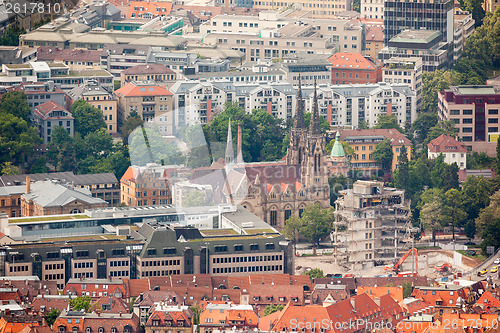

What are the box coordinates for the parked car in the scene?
[478,269,488,276]
[494,258,500,265]
[491,266,498,273]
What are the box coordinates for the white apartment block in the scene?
[382,57,423,108]
[199,11,362,62]
[361,0,384,19]
[170,80,417,129]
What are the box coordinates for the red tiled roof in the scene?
[37,47,101,63]
[427,134,467,153]
[122,279,149,298]
[33,101,68,116]
[127,1,172,18]
[328,52,380,70]
[475,291,500,309]
[32,296,70,313]
[357,286,404,303]
[115,82,172,97]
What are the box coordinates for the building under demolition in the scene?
[335,180,411,269]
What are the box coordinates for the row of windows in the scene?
[109,260,129,267]
[9,265,28,272]
[212,254,283,264]
[109,270,129,277]
[45,274,63,280]
[74,262,93,269]
[74,272,93,279]
[212,265,282,274]
[46,263,63,270]
[141,259,181,267]
[335,72,372,79]
[141,269,180,277]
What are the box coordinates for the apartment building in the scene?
[200,12,362,62]
[127,1,173,18]
[171,80,416,127]
[483,0,500,12]
[454,9,475,45]
[145,305,193,333]
[427,134,467,169]
[328,52,383,85]
[336,180,411,268]
[12,81,68,111]
[54,311,140,333]
[31,101,74,144]
[100,45,150,78]
[120,64,176,88]
[363,26,384,60]
[0,187,23,218]
[339,128,412,172]
[68,81,118,135]
[382,57,423,108]
[199,304,257,333]
[248,0,350,19]
[120,164,173,207]
[0,61,113,91]
[114,81,173,135]
[36,47,101,71]
[438,85,500,155]
[361,0,384,19]
[0,46,37,65]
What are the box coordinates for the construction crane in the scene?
[384,248,418,274]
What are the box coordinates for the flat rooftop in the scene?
[455,85,498,95]
[390,30,441,44]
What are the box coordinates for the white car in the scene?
[494,258,500,265]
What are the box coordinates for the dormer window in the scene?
[98,327,104,333]
[72,327,78,333]
[165,321,172,327]
[253,296,260,301]
[123,326,131,333]
[86,328,91,333]
[59,326,65,333]
[178,321,184,327]
[292,297,299,302]
[111,328,117,333]
[152,320,160,326]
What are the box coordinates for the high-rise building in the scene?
[383,0,454,45]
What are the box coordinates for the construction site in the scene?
[295,180,482,279]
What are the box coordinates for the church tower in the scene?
[286,75,307,166]
[225,119,234,166]
[302,80,329,196]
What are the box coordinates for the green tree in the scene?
[283,216,302,245]
[0,112,41,167]
[420,200,445,247]
[412,113,438,144]
[374,114,403,133]
[44,308,61,326]
[303,268,325,279]
[264,304,285,316]
[462,0,485,27]
[443,188,467,241]
[329,175,353,206]
[1,162,20,175]
[29,157,49,174]
[481,218,500,255]
[0,91,30,122]
[420,70,461,113]
[298,203,334,251]
[394,145,409,191]
[495,139,500,175]
[430,155,459,191]
[358,120,369,129]
[69,296,92,312]
[184,191,208,207]
[190,304,202,329]
[461,176,491,224]
[372,139,393,172]
[71,100,107,136]
[402,282,413,298]
[467,151,494,169]
[476,190,500,236]
[0,25,26,46]
[47,126,78,173]
[465,220,476,240]
[425,121,457,145]
[122,110,144,143]
[129,124,183,166]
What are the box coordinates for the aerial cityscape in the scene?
[0,0,499,331]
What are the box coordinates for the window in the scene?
[147,248,156,256]
[270,210,277,226]
[234,244,243,252]
[112,249,125,256]
[163,247,176,255]
[250,244,259,251]
[265,243,275,250]
[284,209,292,221]
[215,245,228,253]
[76,250,89,257]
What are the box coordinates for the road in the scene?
[466,252,500,284]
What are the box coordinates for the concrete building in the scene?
[336,180,411,268]
[382,57,423,108]
[114,81,174,135]
[120,164,173,207]
[0,46,37,65]
[120,64,176,88]
[68,81,118,135]
[438,85,500,155]
[31,101,74,144]
[454,9,475,46]
[328,52,382,85]
[427,134,467,169]
[248,1,350,19]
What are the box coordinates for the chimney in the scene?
[236,123,242,164]
[26,176,31,194]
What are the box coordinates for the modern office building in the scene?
[383,0,454,45]
[438,85,500,155]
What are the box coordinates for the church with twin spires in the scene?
[191,78,331,231]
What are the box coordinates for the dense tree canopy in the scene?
[71,100,107,137]
[372,139,393,171]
